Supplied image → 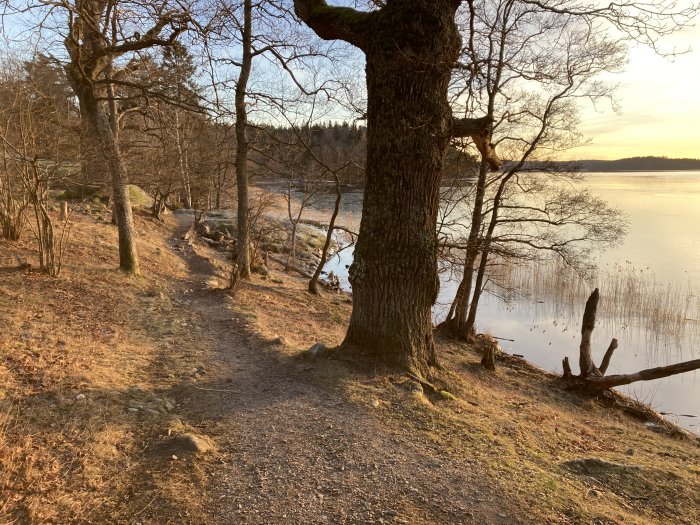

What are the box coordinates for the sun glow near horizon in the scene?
[567,22,700,161]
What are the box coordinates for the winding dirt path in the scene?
[168,215,518,525]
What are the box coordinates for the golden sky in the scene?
[570,22,700,160]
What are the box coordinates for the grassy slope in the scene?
[229,252,700,525]
[0,208,215,523]
[0,203,698,524]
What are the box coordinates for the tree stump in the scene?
[481,344,496,371]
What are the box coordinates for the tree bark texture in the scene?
[234,0,253,279]
[79,116,110,189]
[481,343,496,371]
[73,87,140,275]
[342,2,461,374]
[295,0,493,374]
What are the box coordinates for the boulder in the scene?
[196,223,212,237]
[305,342,327,358]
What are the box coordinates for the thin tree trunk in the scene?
[106,71,120,226]
[234,0,253,279]
[80,89,140,275]
[174,110,192,209]
[309,173,342,294]
[286,193,304,271]
[465,248,489,337]
[59,201,68,222]
[443,158,489,337]
[464,162,518,337]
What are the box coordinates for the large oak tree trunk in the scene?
[342,1,462,374]
[294,0,496,375]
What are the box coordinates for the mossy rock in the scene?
[296,225,326,251]
[127,185,153,208]
[57,185,102,200]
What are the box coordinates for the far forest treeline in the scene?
[251,122,483,189]
[0,52,476,208]
[518,156,700,173]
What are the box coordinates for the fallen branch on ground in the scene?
[562,288,700,391]
[267,253,335,289]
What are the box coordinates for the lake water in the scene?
[321,172,700,433]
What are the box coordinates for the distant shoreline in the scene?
[520,156,700,172]
[582,169,700,173]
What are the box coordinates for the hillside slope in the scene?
[1,204,698,524]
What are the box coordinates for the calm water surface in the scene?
[323,171,700,432]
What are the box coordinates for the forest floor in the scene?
[1,202,698,525]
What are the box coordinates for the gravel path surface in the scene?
[170,215,519,525]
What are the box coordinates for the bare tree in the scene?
[233,0,254,278]
[441,0,635,339]
[0,67,72,275]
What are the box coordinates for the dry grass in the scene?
[393,343,700,525]
[0,206,215,524]
[2,199,698,525]
[226,263,700,525]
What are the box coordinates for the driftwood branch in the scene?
[579,288,600,378]
[598,338,618,375]
[580,359,700,390]
[267,253,336,290]
[562,288,700,391]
